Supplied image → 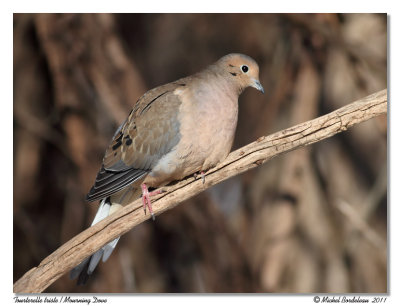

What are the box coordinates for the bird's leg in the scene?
[141,183,162,221]
[194,171,206,184]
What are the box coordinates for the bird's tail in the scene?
[69,197,121,285]
[70,187,142,285]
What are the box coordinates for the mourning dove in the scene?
[70,53,264,284]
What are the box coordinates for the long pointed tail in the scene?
[70,198,120,285]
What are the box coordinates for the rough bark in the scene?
[13,89,387,293]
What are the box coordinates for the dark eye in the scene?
[241,65,249,73]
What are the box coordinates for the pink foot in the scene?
[194,171,206,184]
[141,183,162,221]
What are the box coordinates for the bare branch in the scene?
[13,89,387,293]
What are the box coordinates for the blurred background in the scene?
[13,13,387,293]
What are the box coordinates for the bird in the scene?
[70,53,264,285]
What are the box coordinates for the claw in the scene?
[194,171,206,184]
[141,184,162,221]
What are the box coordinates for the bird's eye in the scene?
[241,65,249,73]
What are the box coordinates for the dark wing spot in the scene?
[112,141,122,151]
[124,134,133,146]
[130,121,137,130]
[112,132,123,150]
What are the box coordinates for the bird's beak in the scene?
[252,79,265,94]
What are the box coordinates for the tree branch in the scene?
[13,89,387,293]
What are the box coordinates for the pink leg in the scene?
[194,171,206,184]
[141,183,162,221]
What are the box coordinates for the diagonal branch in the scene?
[13,89,387,293]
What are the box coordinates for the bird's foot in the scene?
[194,171,206,184]
[141,184,162,221]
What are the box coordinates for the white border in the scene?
[3,1,397,306]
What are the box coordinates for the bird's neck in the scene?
[197,67,242,101]
[206,65,245,97]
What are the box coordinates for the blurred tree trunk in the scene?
[14,13,387,293]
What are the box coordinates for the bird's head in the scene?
[217,53,264,95]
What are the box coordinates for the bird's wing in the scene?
[86,81,187,201]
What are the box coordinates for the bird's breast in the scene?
[146,84,239,186]
[177,86,239,171]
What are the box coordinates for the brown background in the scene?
[13,13,387,293]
